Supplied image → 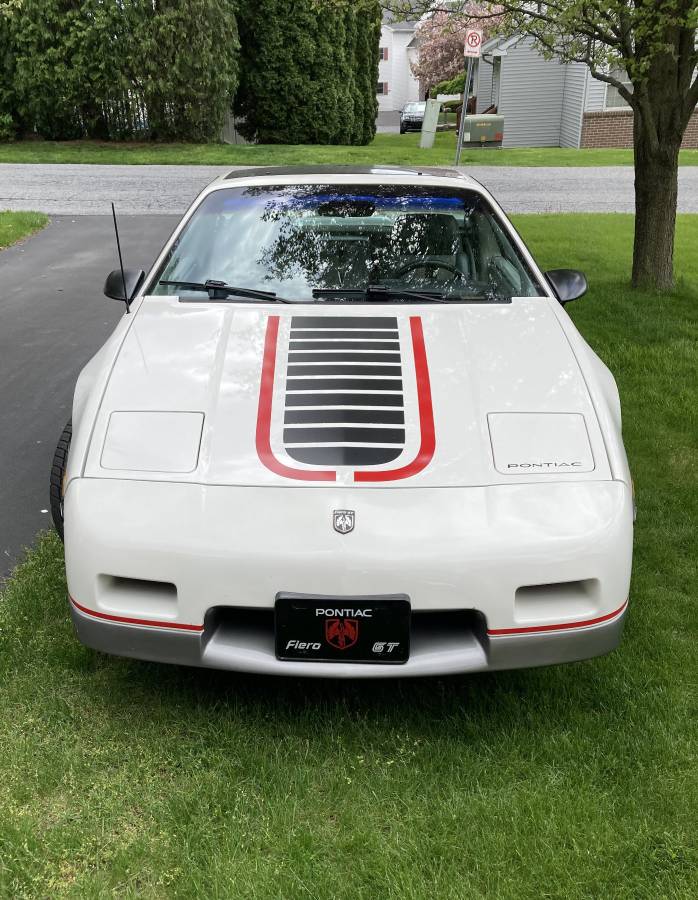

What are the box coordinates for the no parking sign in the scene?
[464,28,483,58]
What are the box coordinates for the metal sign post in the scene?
[455,28,483,166]
[454,58,474,165]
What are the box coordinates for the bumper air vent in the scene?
[514,579,600,624]
[97,575,178,619]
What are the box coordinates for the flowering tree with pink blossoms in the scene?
[410,7,499,95]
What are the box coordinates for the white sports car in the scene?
[52,166,633,678]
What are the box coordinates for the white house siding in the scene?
[584,73,607,111]
[406,44,420,100]
[377,25,420,113]
[498,38,565,147]
[377,27,393,113]
[559,62,587,147]
[471,33,612,148]
[492,58,501,108]
[476,58,494,113]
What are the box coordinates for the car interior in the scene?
[286,209,538,297]
[154,188,544,301]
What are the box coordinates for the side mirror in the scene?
[104,269,145,303]
[544,269,587,305]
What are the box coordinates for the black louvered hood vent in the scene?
[283,316,405,466]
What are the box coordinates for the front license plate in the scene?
[275,594,410,664]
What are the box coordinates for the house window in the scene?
[605,68,633,109]
[379,47,389,61]
[377,82,389,95]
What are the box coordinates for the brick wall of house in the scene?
[580,108,698,149]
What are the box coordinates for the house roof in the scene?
[481,34,523,56]
[390,21,419,32]
[381,11,418,32]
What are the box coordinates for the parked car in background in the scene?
[400,101,426,133]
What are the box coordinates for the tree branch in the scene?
[616,3,635,66]
[568,59,636,111]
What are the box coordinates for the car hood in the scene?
[84,296,611,488]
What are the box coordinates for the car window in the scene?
[150,184,545,302]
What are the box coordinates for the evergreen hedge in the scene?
[1,0,239,142]
[235,0,380,145]
[0,0,380,144]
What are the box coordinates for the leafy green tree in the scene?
[387,0,698,291]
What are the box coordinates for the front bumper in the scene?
[65,478,632,677]
[70,598,627,678]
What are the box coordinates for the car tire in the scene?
[400,127,405,134]
[50,420,72,542]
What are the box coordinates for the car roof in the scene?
[213,165,479,189]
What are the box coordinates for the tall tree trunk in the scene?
[632,115,681,292]
[629,19,694,294]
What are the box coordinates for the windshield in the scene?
[403,102,426,114]
[150,184,545,303]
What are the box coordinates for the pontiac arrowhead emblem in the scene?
[325,617,359,649]
[333,509,355,534]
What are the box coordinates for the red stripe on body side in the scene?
[354,316,435,483]
[256,315,336,482]
[70,597,204,632]
[487,600,628,636]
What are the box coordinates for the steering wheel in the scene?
[392,259,466,282]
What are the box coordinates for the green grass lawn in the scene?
[0,211,48,249]
[1,214,697,898]
[2,132,698,166]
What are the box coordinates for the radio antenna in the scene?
[111,202,130,314]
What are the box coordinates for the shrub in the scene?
[430,71,466,99]
[235,0,380,145]
[0,112,15,141]
[0,9,19,139]
[140,0,240,142]
[6,0,239,142]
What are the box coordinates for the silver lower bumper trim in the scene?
[70,603,626,678]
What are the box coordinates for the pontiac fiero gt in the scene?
[51,166,633,677]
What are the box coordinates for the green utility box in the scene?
[462,114,504,148]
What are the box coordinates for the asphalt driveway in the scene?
[2,162,697,214]
[0,215,178,577]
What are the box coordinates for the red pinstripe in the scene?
[256,315,336,481]
[354,316,435,482]
[70,597,204,632]
[487,600,628,636]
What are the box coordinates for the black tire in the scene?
[50,420,72,541]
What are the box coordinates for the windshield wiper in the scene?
[159,279,290,303]
[312,284,450,303]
